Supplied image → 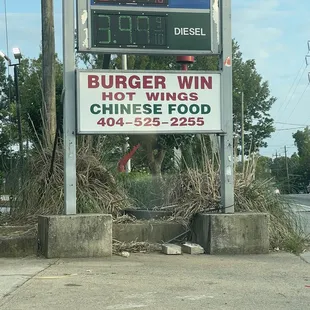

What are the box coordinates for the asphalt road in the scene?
[283,194,310,208]
[282,194,310,235]
[1,253,310,310]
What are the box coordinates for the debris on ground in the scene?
[182,242,204,255]
[112,239,161,255]
[162,244,182,255]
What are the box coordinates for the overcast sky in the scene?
[0,0,309,159]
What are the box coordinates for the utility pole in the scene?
[220,0,234,213]
[121,55,131,174]
[41,0,56,147]
[241,91,245,167]
[13,64,23,180]
[63,0,76,214]
[284,146,290,193]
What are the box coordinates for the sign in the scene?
[91,0,210,9]
[77,0,219,55]
[91,11,211,51]
[92,0,169,6]
[76,70,222,134]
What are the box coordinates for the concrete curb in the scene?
[0,235,37,257]
[300,252,310,264]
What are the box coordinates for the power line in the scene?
[275,121,310,126]
[284,83,310,123]
[4,0,9,57]
[275,127,305,131]
[277,61,307,115]
[3,0,13,173]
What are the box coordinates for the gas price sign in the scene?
[92,0,168,5]
[91,11,167,49]
[76,70,222,134]
[77,0,219,55]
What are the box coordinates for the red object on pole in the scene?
[117,144,141,173]
[176,56,194,71]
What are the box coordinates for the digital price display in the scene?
[77,0,218,54]
[92,11,167,49]
[93,0,168,5]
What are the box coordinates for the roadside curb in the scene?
[300,252,310,264]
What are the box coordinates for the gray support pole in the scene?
[241,91,245,167]
[284,146,290,194]
[122,55,131,173]
[13,64,24,180]
[220,0,234,213]
[63,0,77,215]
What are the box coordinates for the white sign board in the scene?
[76,70,222,134]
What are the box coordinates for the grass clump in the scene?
[9,144,131,223]
[164,137,308,253]
[235,175,307,253]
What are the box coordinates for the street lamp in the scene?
[0,48,24,175]
[0,50,11,64]
[12,48,22,62]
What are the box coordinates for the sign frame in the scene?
[76,0,220,55]
[76,69,224,135]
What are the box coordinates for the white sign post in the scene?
[77,70,223,134]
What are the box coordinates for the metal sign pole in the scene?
[220,0,234,213]
[63,0,77,215]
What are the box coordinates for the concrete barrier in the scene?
[192,213,270,254]
[0,235,37,257]
[38,214,112,258]
[113,222,186,243]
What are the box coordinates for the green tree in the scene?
[112,55,194,177]
[17,55,63,144]
[0,57,21,191]
[232,42,276,155]
[111,41,276,176]
[270,154,302,194]
[292,127,310,189]
[255,156,272,180]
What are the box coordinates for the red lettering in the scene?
[177,76,212,89]
[101,75,113,89]
[90,75,169,90]
[143,76,153,89]
[178,93,188,101]
[146,93,160,101]
[128,75,140,89]
[127,92,136,100]
[166,93,177,101]
[154,76,166,89]
[102,92,113,101]
[102,92,136,101]
[88,75,99,88]
[177,76,193,89]
[189,92,198,101]
[115,92,125,101]
[200,76,212,89]
[115,75,127,88]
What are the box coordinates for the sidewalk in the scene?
[1,253,310,310]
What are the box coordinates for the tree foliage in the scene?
[267,127,310,194]
[18,55,63,143]
[0,40,277,180]
[232,42,276,155]
[111,40,276,175]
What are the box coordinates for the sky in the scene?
[0,0,310,159]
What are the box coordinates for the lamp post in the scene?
[0,48,24,176]
[241,91,244,166]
